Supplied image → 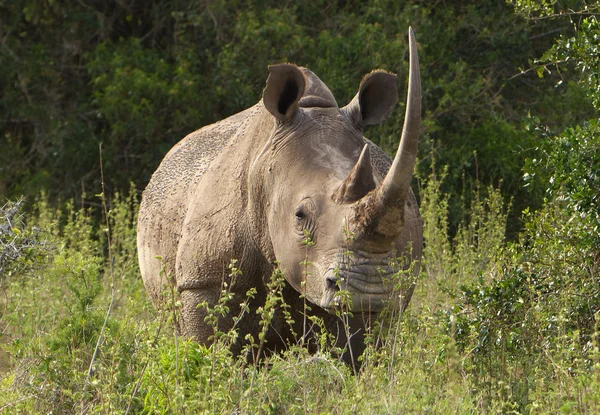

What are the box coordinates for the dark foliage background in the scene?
[0,0,593,235]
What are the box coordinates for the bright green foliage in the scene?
[513,1,599,233]
[540,120,600,247]
[419,165,599,413]
[527,16,600,250]
[0,187,145,413]
[451,198,599,413]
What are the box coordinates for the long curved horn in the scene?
[350,27,421,242]
[379,27,421,211]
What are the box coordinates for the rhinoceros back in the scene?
[137,107,255,300]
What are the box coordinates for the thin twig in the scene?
[168,267,181,412]
[507,59,569,81]
[530,25,570,40]
[526,11,600,21]
[81,143,116,414]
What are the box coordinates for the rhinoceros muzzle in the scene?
[318,251,401,312]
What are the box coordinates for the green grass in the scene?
[0,170,598,414]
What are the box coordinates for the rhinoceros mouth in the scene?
[318,253,399,312]
[329,266,392,294]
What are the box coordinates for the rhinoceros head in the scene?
[254,29,421,313]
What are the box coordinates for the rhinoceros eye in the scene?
[294,199,316,238]
[294,207,311,234]
[295,208,306,221]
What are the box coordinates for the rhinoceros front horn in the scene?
[350,27,421,243]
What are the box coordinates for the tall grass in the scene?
[0,168,598,414]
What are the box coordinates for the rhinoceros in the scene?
[137,28,422,364]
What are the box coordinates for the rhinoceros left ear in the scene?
[342,70,398,129]
[263,64,306,122]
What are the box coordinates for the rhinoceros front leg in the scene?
[324,313,377,370]
[179,283,268,358]
[179,288,223,345]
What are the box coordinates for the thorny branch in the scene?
[0,199,49,281]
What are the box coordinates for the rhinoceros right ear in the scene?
[263,64,306,122]
[342,70,398,128]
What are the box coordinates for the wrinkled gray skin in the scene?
[138,29,423,365]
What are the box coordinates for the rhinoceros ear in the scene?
[342,70,398,128]
[263,64,306,122]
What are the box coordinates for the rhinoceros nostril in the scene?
[326,276,340,292]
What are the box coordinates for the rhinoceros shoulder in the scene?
[137,105,260,299]
[141,106,257,214]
